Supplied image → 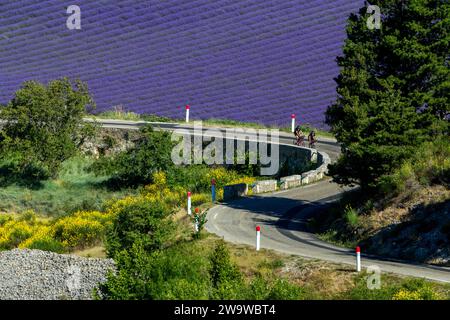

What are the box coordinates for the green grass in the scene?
[0,156,137,217]
[91,110,141,121]
[316,230,357,249]
[201,118,334,138]
[86,111,334,138]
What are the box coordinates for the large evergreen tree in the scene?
[326,0,449,189]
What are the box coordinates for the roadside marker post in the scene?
[356,246,361,272]
[291,114,296,133]
[256,226,261,251]
[185,105,190,123]
[187,192,192,215]
[211,179,216,202]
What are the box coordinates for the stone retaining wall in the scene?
[252,179,278,194]
[224,148,331,198]
[223,183,248,201]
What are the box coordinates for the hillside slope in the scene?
[312,138,450,266]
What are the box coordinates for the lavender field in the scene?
[0,0,364,129]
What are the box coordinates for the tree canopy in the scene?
[326,0,449,189]
[0,78,95,180]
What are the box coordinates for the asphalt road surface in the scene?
[93,118,450,283]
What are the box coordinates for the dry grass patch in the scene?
[74,245,107,258]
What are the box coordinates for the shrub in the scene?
[158,278,210,300]
[50,210,112,249]
[209,242,242,289]
[0,219,36,249]
[248,275,303,300]
[344,205,359,228]
[98,242,211,300]
[392,279,444,300]
[231,151,261,176]
[206,168,240,189]
[342,274,397,300]
[105,198,175,257]
[141,183,185,208]
[93,125,175,187]
[0,214,13,226]
[378,137,450,195]
[392,289,423,300]
[152,171,167,187]
[190,193,210,206]
[97,243,155,300]
[267,278,303,300]
[52,215,104,248]
[19,226,65,253]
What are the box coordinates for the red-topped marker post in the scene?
[185,105,190,123]
[291,114,296,133]
[356,246,361,272]
[187,191,192,215]
[256,226,261,251]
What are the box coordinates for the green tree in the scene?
[0,78,95,180]
[326,0,449,189]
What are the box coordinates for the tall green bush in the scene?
[105,199,175,257]
[0,78,96,181]
[92,125,175,187]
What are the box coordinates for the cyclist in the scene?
[294,125,305,146]
[308,130,318,148]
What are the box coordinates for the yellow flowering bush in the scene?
[0,214,14,226]
[0,166,259,253]
[392,289,423,300]
[51,210,112,249]
[152,171,167,186]
[392,287,443,300]
[228,177,256,186]
[52,216,103,248]
[216,188,224,201]
[18,226,66,253]
[205,167,240,188]
[74,210,114,225]
[0,209,114,252]
[141,173,185,207]
[105,195,140,216]
[0,219,36,249]
[191,193,210,206]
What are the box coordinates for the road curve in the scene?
[92,118,450,283]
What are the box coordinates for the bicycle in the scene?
[308,139,317,148]
[293,135,306,147]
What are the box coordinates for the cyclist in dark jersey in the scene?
[294,125,305,146]
[308,130,317,148]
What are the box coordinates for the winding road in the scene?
[94,118,450,283]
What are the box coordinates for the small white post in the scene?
[356,246,361,272]
[291,114,296,133]
[185,105,190,123]
[187,191,192,215]
[256,226,261,251]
